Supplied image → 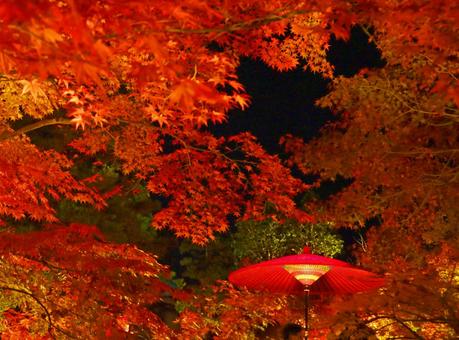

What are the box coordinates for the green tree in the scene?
[232,219,343,262]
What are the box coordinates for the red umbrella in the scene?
[229,247,384,339]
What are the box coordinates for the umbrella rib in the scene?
[275,266,293,293]
[334,269,349,293]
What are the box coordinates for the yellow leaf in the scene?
[18,79,46,102]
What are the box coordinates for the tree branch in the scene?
[163,9,310,35]
[393,317,424,340]
[365,315,424,339]
[0,285,76,339]
[0,285,54,334]
[0,118,73,141]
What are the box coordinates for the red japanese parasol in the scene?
[229,247,384,339]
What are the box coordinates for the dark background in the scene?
[211,26,383,153]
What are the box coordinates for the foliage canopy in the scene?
[0,0,457,338]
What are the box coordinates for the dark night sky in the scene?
[212,27,383,153]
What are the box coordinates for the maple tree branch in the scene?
[171,134,257,167]
[37,258,81,273]
[116,117,257,167]
[363,84,426,116]
[393,317,425,340]
[163,9,310,35]
[402,151,456,224]
[365,315,424,339]
[398,310,452,325]
[0,286,53,332]
[421,54,458,81]
[359,25,375,42]
[360,24,458,83]
[359,80,458,126]
[0,118,74,141]
[0,285,76,339]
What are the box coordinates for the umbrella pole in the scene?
[304,287,310,340]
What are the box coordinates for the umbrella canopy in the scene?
[229,247,384,295]
[229,247,384,339]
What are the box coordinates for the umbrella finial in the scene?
[303,246,311,254]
